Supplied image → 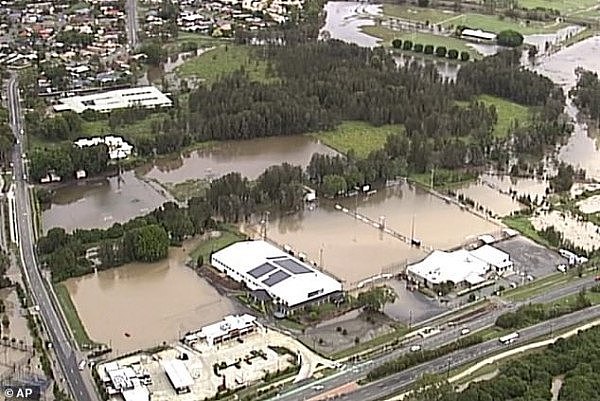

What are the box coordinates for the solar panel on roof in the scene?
[273,258,311,274]
[248,263,276,279]
[262,270,291,286]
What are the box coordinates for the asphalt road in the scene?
[273,273,599,401]
[7,76,97,401]
[126,0,139,50]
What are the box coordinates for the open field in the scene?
[477,95,530,138]
[518,0,600,14]
[54,283,98,348]
[189,228,246,262]
[361,26,480,57]
[80,112,168,138]
[309,121,403,158]
[502,214,553,248]
[380,5,569,33]
[176,44,276,84]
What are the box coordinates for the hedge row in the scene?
[391,39,470,61]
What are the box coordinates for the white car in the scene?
[460,328,471,336]
[410,345,422,352]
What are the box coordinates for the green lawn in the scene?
[502,215,553,248]
[475,95,530,139]
[361,26,481,58]
[380,5,569,34]
[176,44,276,84]
[518,0,600,14]
[54,283,98,348]
[175,32,231,47]
[80,113,168,138]
[308,121,403,158]
[189,228,247,262]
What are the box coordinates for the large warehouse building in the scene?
[53,86,172,113]
[211,240,343,314]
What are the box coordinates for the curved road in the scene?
[7,76,97,401]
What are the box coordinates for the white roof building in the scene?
[407,249,490,286]
[161,360,194,393]
[185,314,258,346]
[470,245,513,272]
[53,86,172,113]
[461,29,497,42]
[74,135,134,160]
[211,240,342,308]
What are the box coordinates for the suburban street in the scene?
[126,0,139,50]
[7,76,97,401]
[272,274,599,401]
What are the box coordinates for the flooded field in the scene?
[142,135,338,183]
[41,171,167,233]
[534,37,600,180]
[458,175,549,217]
[531,210,600,252]
[321,2,382,47]
[263,203,427,286]
[63,240,237,354]
[337,185,501,250]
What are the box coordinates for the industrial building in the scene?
[161,359,194,395]
[210,240,343,314]
[407,244,513,289]
[53,85,172,113]
[183,314,258,347]
[99,361,150,401]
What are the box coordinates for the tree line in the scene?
[0,106,15,167]
[391,38,470,61]
[570,68,600,125]
[29,143,110,182]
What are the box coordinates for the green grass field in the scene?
[308,121,403,158]
[361,26,481,58]
[189,228,246,262]
[476,95,531,138]
[518,0,600,14]
[502,215,553,248]
[54,283,98,348]
[176,44,276,84]
[380,5,569,34]
[80,113,168,138]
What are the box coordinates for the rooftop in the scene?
[161,359,194,390]
[407,249,490,285]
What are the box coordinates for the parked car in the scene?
[460,328,471,336]
[410,345,422,352]
[557,264,567,273]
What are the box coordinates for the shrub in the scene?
[435,46,447,57]
[342,328,348,335]
[402,40,413,51]
[497,29,524,47]
[460,51,470,61]
[424,44,434,54]
[392,39,402,49]
[447,49,459,59]
[413,43,424,53]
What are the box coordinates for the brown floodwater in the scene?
[533,36,600,180]
[336,184,501,250]
[64,239,237,355]
[143,136,338,183]
[41,170,168,233]
[263,203,427,286]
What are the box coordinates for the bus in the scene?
[499,332,519,345]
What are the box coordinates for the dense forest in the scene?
[570,68,600,124]
[405,324,600,401]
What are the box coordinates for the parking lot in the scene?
[384,279,448,325]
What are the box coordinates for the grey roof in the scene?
[262,270,290,287]
[273,258,311,274]
[248,263,276,279]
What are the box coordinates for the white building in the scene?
[53,86,172,113]
[100,362,150,401]
[183,314,258,347]
[210,240,342,313]
[407,249,490,288]
[470,245,513,274]
[74,135,134,160]
[461,28,497,42]
[161,359,194,395]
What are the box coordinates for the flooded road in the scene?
[41,170,168,233]
[337,185,501,250]
[142,136,338,183]
[263,203,427,286]
[64,239,237,354]
[533,36,600,180]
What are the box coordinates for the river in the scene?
[63,238,238,354]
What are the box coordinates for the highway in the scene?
[7,76,97,401]
[126,0,139,50]
[272,274,599,401]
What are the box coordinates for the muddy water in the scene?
[337,185,500,250]
[143,136,338,183]
[321,2,382,48]
[533,36,600,180]
[458,175,549,217]
[42,171,168,233]
[264,203,427,285]
[64,239,237,354]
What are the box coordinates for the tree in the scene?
[402,40,413,51]
[435,46,447,57]
[357,286,396,313]
[417,0,429,6]
[139,42,166,66]
[460,51,470,61]
[550,163,574,193]
[405,374,452,401]
[424,44,434,54]
[321,174,347,197]
[497,30,524,47]
[528,45,538,60]
[447,49,459,59]
[392,39,402,49]
[413,43,424,53]
[128,224,169,262]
